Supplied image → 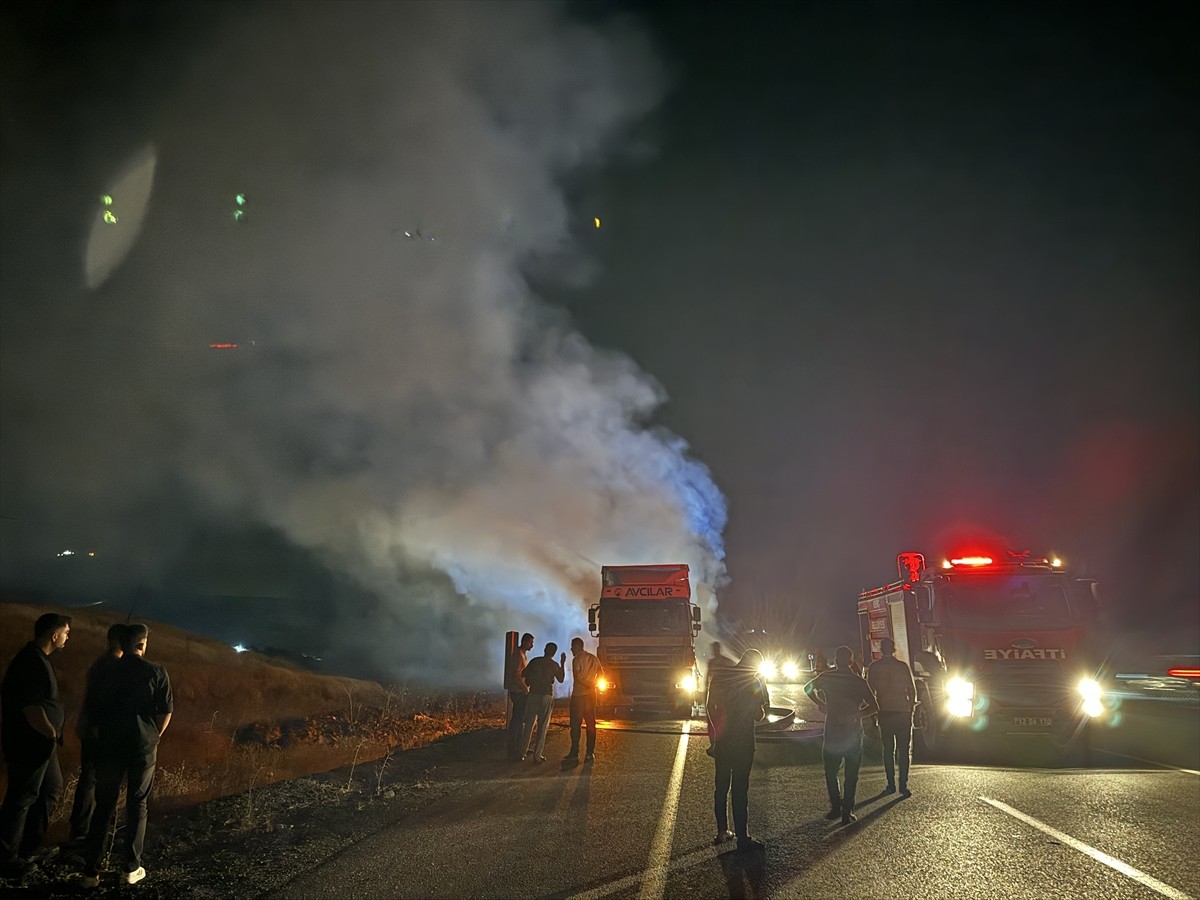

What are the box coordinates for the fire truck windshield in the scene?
[600,603,690,637]
[941,574,1076,629]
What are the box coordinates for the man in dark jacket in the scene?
[518,643,565,763]
[0,612,71,879]
[707,648,769,852]
[68,623,127,844]
[80,624,173,889]
[866,637,917,797]
[804,645,879,824]
[505,633,535,760]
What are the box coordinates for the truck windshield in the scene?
[941,574,1076,628]
[600,603,690,637]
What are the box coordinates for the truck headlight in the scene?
[1078,678,1103,716]
[679,674,698,693]
[946,676,974,717]
[597,677,610,693]
[758,660,777,680]
[782,660,800,680]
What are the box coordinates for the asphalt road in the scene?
[270,692,1199,900]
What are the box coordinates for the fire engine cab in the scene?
[857,549,1108,760]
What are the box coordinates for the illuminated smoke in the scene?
[73,1,726,683]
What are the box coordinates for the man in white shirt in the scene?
[564,637,603,764]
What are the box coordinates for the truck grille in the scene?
[980,661,1073,710]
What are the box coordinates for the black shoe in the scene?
[736,836,765,852]
[900,787,912,798]
[824,807,842,820]
[713,829,734,845]
[882,783,896,795]
[705,746,716,758]
[563,752,579,762]
[841,813,857,825]
[585,753,595,762]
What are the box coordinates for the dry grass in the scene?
[0,600,506,837]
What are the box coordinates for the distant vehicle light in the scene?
[1051,557,1063,568]
[950,556,993,567]
[758,660,778,680]
[597,677,610,693]
[1077,678,1102,702]
[1167,668,1200,680]
[782,660,801,680]
[209,342,239,349]
[233,643,248,653]
[56,549,75,557]
[679,673,698,694]
[1082,698,1104,717]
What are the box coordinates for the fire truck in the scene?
[857,549,1108,760]
[587,564,703,717]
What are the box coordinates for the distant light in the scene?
[235,193,246,206]
[233,643,248,653]
[57,549,76,557]
[233,209,245,222]
[209,342,239,349]
[102,195,113,206]
[87,551,96,557]
[782,660,800,680]
[949,556,993,567]
[103,210,118,224]
[594,216,601,228]
[1050,557,1063,567]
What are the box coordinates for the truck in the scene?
[587,564,703,717]
[857,549,1108,760]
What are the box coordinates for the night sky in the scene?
[1,1,1196,683]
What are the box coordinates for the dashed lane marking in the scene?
[980,796,1195,900]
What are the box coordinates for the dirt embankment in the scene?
[0,601,507,828]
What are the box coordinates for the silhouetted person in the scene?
[80,624,173,888]
[804,645,878,824]
[505,633,535,760]
[0,613,71,880]
[564,637,602,763]
[518,643,564,763]
[68,624,127,844]
[707,648,768,852]
[867,637,916,797]
[705,640,736,756]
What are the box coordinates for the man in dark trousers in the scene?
[866,637,917,797]
[518,642,565,763]
[804,645,878,824]
[564,637,603,764]
[505,632,535,760]
[0,612,72,880]
[80,624,173,889]
[707,648,769,852]
[68,623,127,845]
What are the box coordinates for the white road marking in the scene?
[1094,748,1200,776]
[979,796,1195,900]
[637,720,691,900]
[569,845,718,900]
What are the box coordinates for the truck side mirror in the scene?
[588,607,597,635]
[915,585,933,622]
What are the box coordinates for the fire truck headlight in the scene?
[946,677,974,716]
[782,660,800,680]
[947,676,974,701]
[1078,678,1104,716]
[597,677,610,693]
[679,674,698,694]
[758,660,778,680]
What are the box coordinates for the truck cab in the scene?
[858,550,1108,760]
[588,564,703,717]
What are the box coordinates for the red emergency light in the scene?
[209,342,239,349]
[949,556,994,567]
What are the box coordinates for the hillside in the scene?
[0,600,506,832]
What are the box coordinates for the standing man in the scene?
[564,637,603,764]
[80,624,173,889]
[705,640,736,756]
[505,633,535,761]
[68,623,127,845]
[707,648,769,852]
[518,643,564,763]
[804,645,878,825]
[0,612,71,879]
[867,637,917,797]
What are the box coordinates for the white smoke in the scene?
[66,1,727,684]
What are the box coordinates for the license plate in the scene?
[1013,716,1054,727]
